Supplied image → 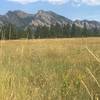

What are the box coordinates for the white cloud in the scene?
[7,0,100,5]
[73,0,100,6]
[8,0,39,4]
[8,0,68,5]
[47,0,69,5]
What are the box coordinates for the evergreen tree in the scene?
[93,27,100,36]
[82,23,87,37]
[34,26,41,38]
[26,26,33,39]
[63,24,71,37]
[71,23,76,37]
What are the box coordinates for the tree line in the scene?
[0,23,100,40]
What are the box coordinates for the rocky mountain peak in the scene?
[6,10,34,18]
[32,10,71,27]
[37,10,46,14]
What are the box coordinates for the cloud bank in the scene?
[8,0,100,5]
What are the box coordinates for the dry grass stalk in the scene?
[81,80,93,100]
[0,41,3,64]
[85,46,100,63]
[86,68,100,88]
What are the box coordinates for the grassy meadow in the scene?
[0,38,100,100]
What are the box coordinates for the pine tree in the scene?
[82,23,87,37]
[71,23,76,37]
[26,26,33,39]
[63,24,71,37]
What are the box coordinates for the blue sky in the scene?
[0,0,100,21]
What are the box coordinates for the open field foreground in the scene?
[0,38,100,100]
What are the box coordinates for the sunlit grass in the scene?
[0,38,100,100]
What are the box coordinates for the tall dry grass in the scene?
[0,38,100,100]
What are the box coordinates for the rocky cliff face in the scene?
[31,10,72,27]
[74,20,100,29]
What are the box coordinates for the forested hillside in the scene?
[0,22,100,39]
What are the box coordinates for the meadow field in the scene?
[0,38,100,100]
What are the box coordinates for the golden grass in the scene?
[0,37,100,100]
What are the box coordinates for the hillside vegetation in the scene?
[0,38,100,100]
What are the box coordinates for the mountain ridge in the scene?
[0,10,100,30]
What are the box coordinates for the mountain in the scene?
[31,10,72,27]
[0,10,34,28]
[0,10,100,30]
[74,20,100,30]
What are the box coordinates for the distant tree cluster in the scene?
[0,23,33,40]
[34,23,100,38]
[0,23,16,39]
[0,23,100,40]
